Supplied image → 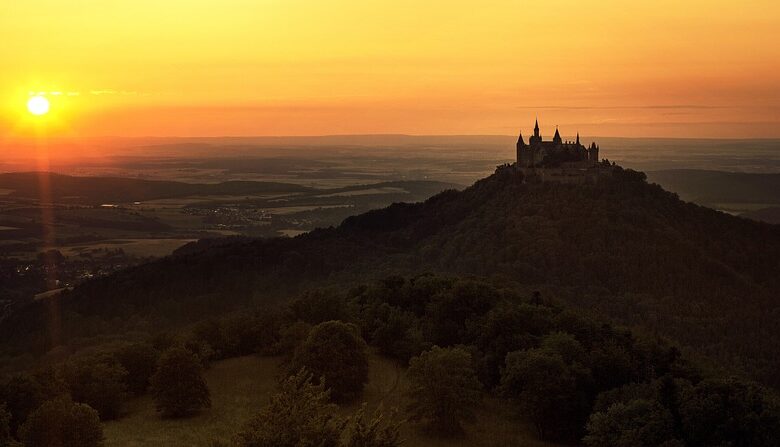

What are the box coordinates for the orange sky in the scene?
[2,0,780,138]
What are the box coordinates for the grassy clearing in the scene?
[104,354,557,447]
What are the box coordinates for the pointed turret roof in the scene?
[576,132,580,145]
[534,119,539,132]
[517,132,525,146]
[553,126,562,143]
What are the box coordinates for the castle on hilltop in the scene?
[516,119,599,168]
[506,120,608,183]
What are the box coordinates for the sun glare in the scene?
[27,95,50,116]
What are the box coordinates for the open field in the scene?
[56,238,197,258]
[103,354,556,447]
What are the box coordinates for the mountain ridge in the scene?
[3,166,780,388]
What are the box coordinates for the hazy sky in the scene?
[2,0,779,138]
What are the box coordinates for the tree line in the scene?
[3,275,778,446]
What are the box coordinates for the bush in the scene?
[0,404,11,445]
[233,369,344,447]
[113,342,160,395]
[19,398,103,447]
[584,399,678,447]
[275,320,311,357]
[0,368,69,436]
[500,346,591,442]
[343,404,403,447]
[679,378,780,447]
[406,346,481,435]
[288,321,369,402]
[149,346,211,417]
[62,355,128,420]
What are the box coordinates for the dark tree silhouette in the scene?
[406,346,481,435]
[149,346,211,418]
[288,320,369,402]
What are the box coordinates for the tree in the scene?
[149,346,211,417]
[62,355,128,420]
[343,404,403,447]
[0,374,46,436]
[18,398,103,447]
[233,369,344,447]
[500,347,591,442]
[289,321,369,402]
[423,279,499,346]
[584,399,678,447]
[0,404,12,446]
[406,346,482,435]
[678,378,780,447]
[114,342,160,395]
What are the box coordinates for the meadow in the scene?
[103,354,555,447]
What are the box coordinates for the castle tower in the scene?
[553,127,562,145]
[589,142,599,162]
[533,119,540,138]
[516,132,525,165]
[576,132,580,145]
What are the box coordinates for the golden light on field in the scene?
[27,96,50,116]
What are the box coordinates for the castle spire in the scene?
[576,132,580,145]
[517,132,525,146]
[553,126,562,145]
[534,118,540,138]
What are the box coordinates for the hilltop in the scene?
[3,166,780,389]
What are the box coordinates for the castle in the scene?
[509,120,607,183]
[516,119,599,168]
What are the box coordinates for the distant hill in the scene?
[4,166,780,389]
[741,206,780,224]
[0,172,314,204]
[646,169,780,208]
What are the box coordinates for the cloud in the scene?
[514,105,734,110]
[89,90,139,96]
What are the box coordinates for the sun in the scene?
[27,95,50,116]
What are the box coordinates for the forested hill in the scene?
[4,166,780,388]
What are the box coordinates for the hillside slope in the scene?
[4,167,780,387]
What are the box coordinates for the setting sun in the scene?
[27,96,50,116]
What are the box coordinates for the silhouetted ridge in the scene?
[2,166,780,388]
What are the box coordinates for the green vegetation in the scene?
[62,354,127,421]
[233,369,345,447]
[19,398,103,447]
[114,342,160,396]
[149,346,211,418]
[406,346,482,435]
[288,321,369,402]
[2,164,780,445]
[102,354,550,447]
[6,166,779,391]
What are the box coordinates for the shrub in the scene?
[500,347,591,442]
[62,355,128,420]
[113,342,160,395]
[233,369,344,447]
[149,346,211,417]
[584,399,678,447]
[343,404,403,447]
[679,378,780,447]
[0,368,68,435]
[0,404,11,445]
[18,398,103,447]
[288,321,369,402]
[275,320,312,357]
[406,346,481,435]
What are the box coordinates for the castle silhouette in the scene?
[516,119,599,168]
